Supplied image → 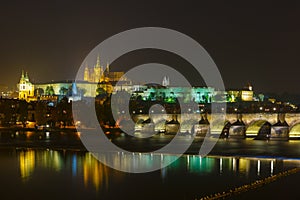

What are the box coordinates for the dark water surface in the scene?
[0,130,300,200]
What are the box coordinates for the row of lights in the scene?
[233,107,277,112]
[119,106,279,114]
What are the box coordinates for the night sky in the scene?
[1,1,300,95]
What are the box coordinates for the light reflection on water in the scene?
[82,153,109,191]
[18,149,111,191]
[3,131,300,199]
[16,149,300,192]
[19,150,35,180]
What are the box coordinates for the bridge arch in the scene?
[154,118,167,133]
[288,119,300,129]
[134,118,146,132]
[245,120,271,138]
[289,123,300,139]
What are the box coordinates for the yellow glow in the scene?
[26,131,34,139]
[246,120,267,137]
[238,158,250,175]
[241,90,253,101]
[83,153,109,191]
[19,150,35,180]
[289,124,300,138]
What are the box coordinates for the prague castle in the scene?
[17,55,131,102]
[16,55,259,104]
[84,55,126,83]
[83,55,110,83]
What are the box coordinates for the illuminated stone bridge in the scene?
[129,113,300,140]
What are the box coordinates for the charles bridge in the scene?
[130,113,300,139]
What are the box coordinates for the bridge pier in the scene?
[228,114,246,139]
[269,114,289,140]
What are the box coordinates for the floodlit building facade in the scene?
[18,70,35,102]
[16,56,259,104]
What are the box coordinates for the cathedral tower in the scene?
[162,76,170,87]
[84,63,90,82]
[103,62,110,82]
[93,55,102,83]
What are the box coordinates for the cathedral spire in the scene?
[84,62,89,71]
[162,76,170,87]
[84,62,89,81]
[93,54,102,83]
[25,71,29,81]
[106,62,110,73]
[96,54,101,68]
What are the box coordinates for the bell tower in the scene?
[84,63,90,81]
[94,55,102,83]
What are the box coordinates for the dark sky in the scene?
[1,1,300,94]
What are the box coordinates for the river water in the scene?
[0,130,300,199]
